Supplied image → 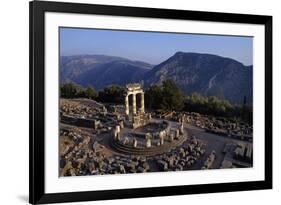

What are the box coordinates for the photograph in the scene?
[28,1,273,203]
[59,27,254,177]
[0,0,277,203]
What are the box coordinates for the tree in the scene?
[77,86,97,99]
[183,93,234,116]
[145,85,162,110]
[98,85,125,104]
[60,83,98,99]
[85,87,97,99]
[60,82,78,98]
[145,80,184,111]
[160,80,184,111]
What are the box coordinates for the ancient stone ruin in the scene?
[109,84,188,156]
[59,82,253,176]
[124,83,150,129]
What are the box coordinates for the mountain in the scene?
[60,53,253,104]
[60,55,152,89]
[144,52,253,104]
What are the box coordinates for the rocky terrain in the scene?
[161,111,253,142]
[144,52,252,104]
[59,98,253,176]
[59,126,206,176]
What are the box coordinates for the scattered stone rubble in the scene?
[220,142,253,169]
[59,127,152,176]
[60,124,206,176]
[162,112,253,142]
[60,99,107,118]
[201,150,216,169]
[60,99,124,135]
[60,97,253,175]
[154,136,205,171]
[59,127,91,176]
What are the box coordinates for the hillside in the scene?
[60,52,253,104]
[144,52,253,104]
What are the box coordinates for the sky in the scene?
[60,27,253,66]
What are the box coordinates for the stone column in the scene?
[116,125,120,133]
[160,136,164,145]
[132,93,137,115]
[146,138,151,148]
[175,129,179,140]
[133,138,138,148]
[180,123,184,135]
[125,95,129,117]
[140,92,145,113]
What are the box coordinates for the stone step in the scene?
[110,135,187,156]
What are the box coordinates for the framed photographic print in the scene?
[29,0,272,204]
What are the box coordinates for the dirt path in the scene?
[185,124,249,169]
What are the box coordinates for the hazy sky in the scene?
[60,27,253,66]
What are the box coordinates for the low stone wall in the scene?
[110,133,187,156]
[111,120,187,156]
[131,121,170,139]
[61,114,96,128]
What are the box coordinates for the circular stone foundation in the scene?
[110,120,188,156]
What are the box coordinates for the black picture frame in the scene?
[29,0,272,204]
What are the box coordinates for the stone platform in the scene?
[110,120,188,156]
[110,134,188,156]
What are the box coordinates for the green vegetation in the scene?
[183,92,252,124]
[60,82,97,99]
[184,92,232,116]
[60,82,77,98]
[97,85,125,104]
[145,80,184,111]
[60,80,252,124]
[60,82,125,103]
[145,85,163,110]
[145,81,252,124]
